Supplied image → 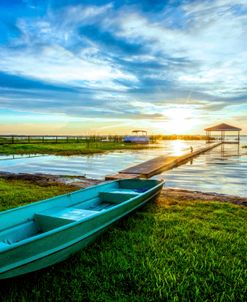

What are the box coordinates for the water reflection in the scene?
[220,143,240,157]
[153,140,247,197]
[0,139,247,196]
[170,140,188,156]
[0,140,204,178]
[0,154,42,161]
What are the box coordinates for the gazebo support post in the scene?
[207,130,211,143]
[221,130,225,142]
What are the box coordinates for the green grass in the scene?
[0,142,156,156]
[0,179,247,301]
[0,178,75,211]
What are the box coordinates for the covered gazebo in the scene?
[204,123,241,143]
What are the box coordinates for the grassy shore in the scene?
[0,179,246,301]
[0,178,75,211]
[0,142,157,156]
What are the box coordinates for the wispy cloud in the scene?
[0,0,246,133]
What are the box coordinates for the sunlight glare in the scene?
[165,107,198,134]
[171,140,188,156]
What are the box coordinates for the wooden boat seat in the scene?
[35,208,99,232]
[99,192,137,204]
[110,189,140,195]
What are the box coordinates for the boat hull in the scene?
[0,179,163,279]
[123,136,149,144]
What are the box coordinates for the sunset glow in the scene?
[170,140,188,156]
[164,107,199,135]
[0,1,246,134]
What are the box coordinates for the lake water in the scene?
[0,139,246,197]
[153,140,247,197]
[0,140,203,178]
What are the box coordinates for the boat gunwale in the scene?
[0,180,118,217]
[0,188,162,276]
[0,180,164,253]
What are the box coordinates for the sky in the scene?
[0,0,246,135]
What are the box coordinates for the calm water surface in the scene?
[0,139,246,196]
[0,141,202,178]
[154,138,247,197]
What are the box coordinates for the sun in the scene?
[164,107,198,134]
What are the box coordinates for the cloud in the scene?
[0,71,76,91]
[0,3,137,92]
[0,0,246,132]
[114,2,247,93]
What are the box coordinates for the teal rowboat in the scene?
[0,179,163,279]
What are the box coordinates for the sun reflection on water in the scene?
[171,140,188,156]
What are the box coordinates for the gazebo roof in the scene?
[205,123,241,132]
[132,129,147,133]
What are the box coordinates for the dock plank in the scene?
[105,173,140,180]
[120,156,177,175]
[105,142,222,180]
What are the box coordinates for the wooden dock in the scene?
[105,142,222,180]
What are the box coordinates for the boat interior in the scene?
[0,179,160,249]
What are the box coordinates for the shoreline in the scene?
[0,143,247,157]
[0,172,246,206]
[0,172,101,189]
[0,142,161,156]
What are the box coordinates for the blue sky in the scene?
[0,0,246,134]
